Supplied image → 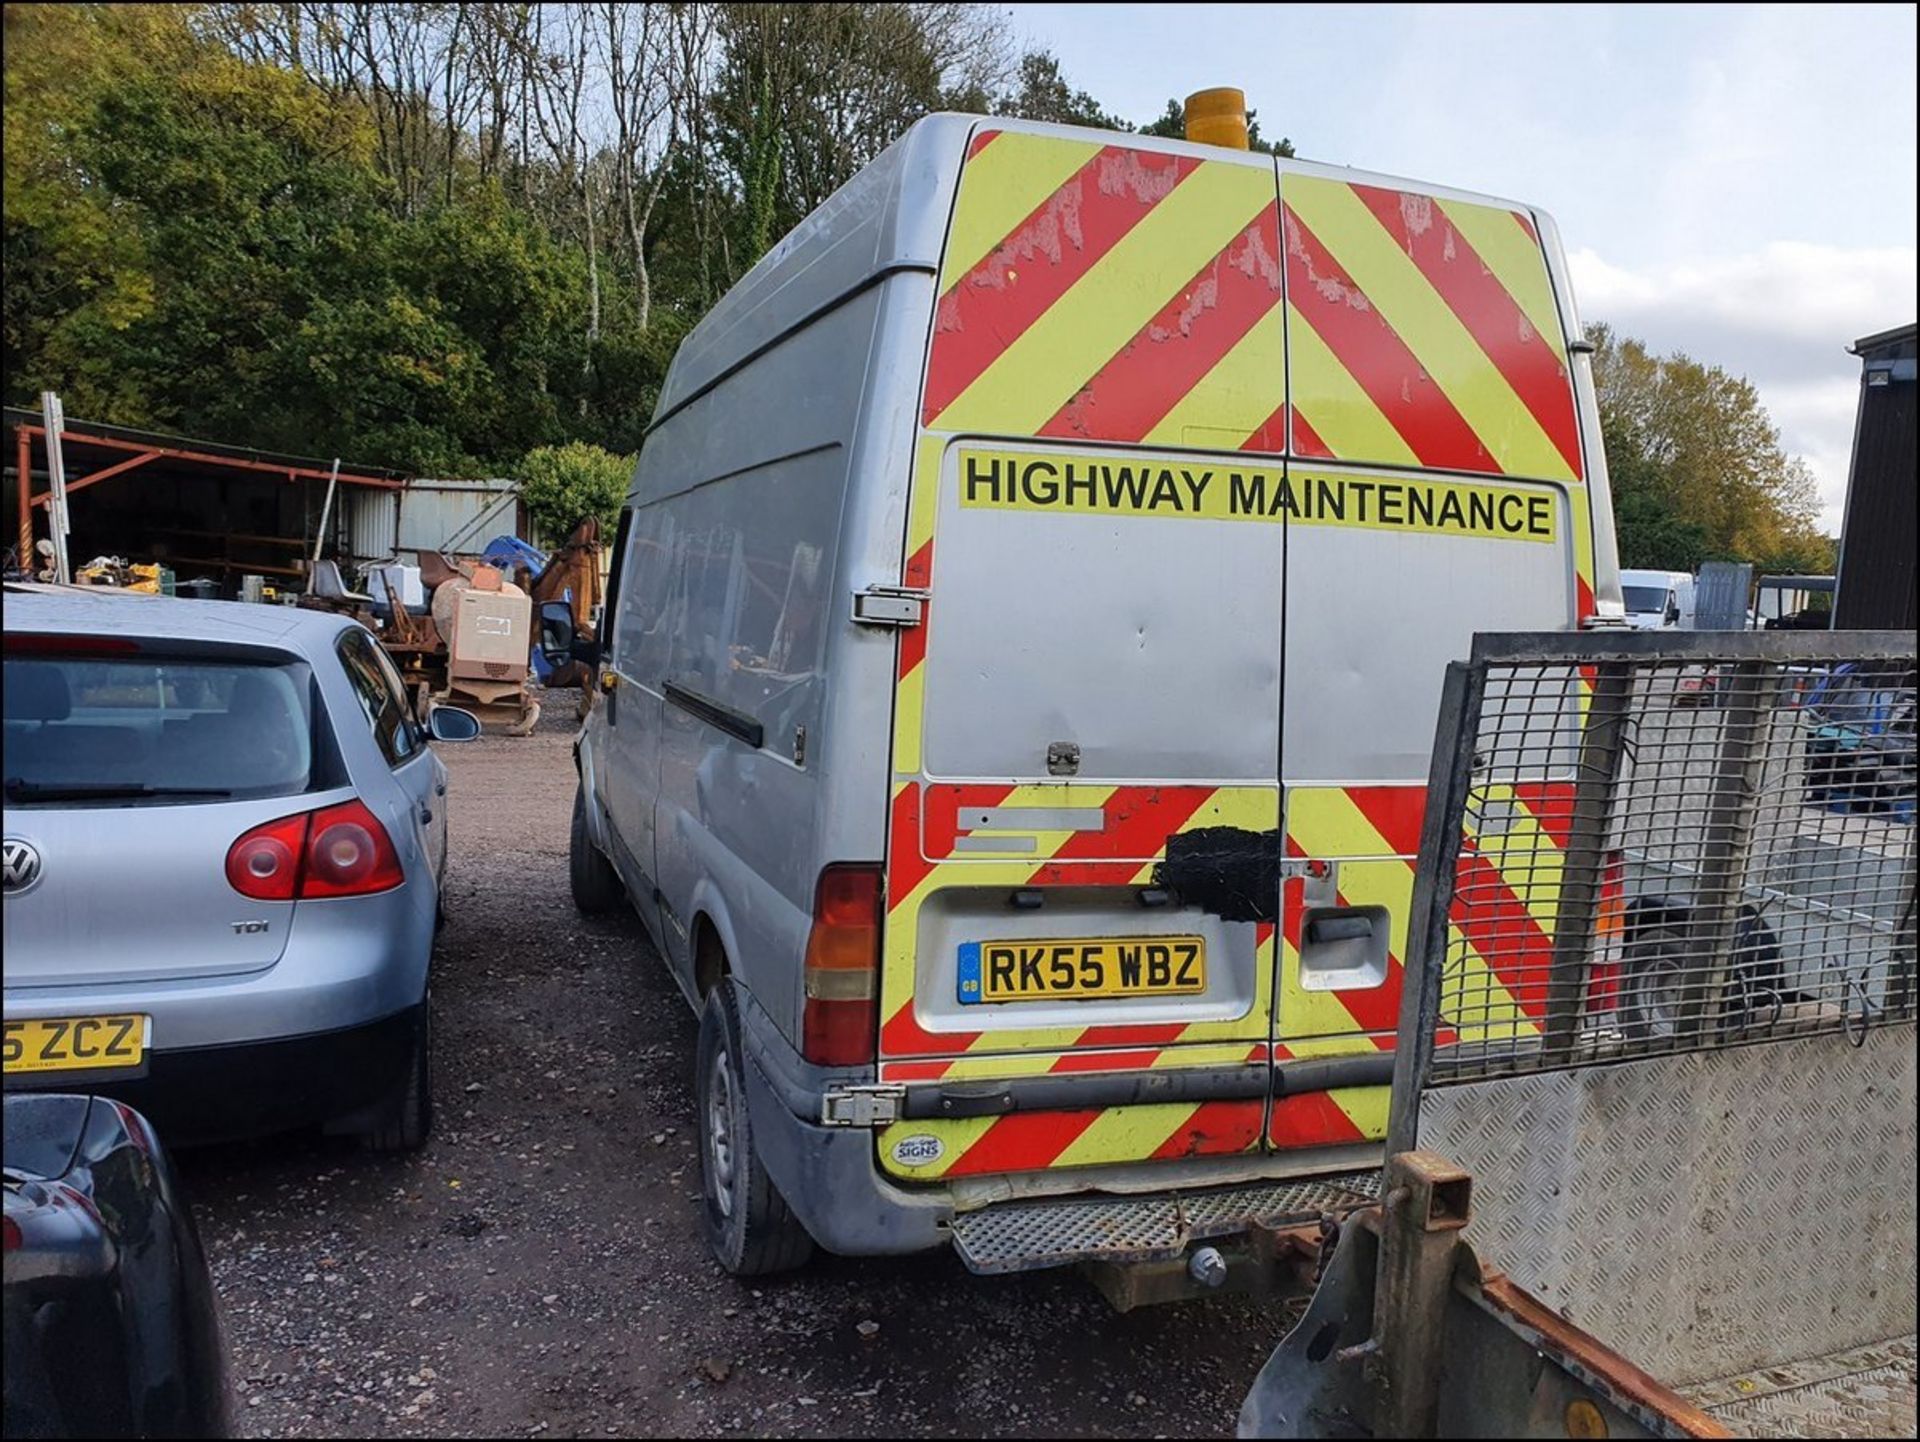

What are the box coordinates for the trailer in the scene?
[1242,627,1916,1438]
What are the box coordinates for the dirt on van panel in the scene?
[178,694,1300,1439]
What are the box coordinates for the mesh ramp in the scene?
[1689,1335,1917,1439]
[947,1171,1378,1274]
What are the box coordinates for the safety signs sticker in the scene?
[957,447,1559,542]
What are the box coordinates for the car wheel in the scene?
[1617,924,1690,1041]
[569,785,624,914]
[1619,904,1782,1039]
[362,992,434,1153]
[695,985,814,1276]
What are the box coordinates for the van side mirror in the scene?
[539,600,600,667]
[1665,598,1681,624]
[427,706,483,742]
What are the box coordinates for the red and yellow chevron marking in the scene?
[1279,174,1596,615]
[925,131,1287,452]
[1268,782,1573,1148]
[1282,176,1581,483]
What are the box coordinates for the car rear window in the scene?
[4,652,331,805]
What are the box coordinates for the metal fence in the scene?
[1391,629,1916,1114]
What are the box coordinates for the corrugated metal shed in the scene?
[348,488,398,562]
[345,478,525,563]
[1834,324,1917,631]
[397,479,522,555]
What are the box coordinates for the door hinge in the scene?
[819,1083,906,1127]
[851,584,928,629]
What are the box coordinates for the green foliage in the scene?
[4,5,603,474]
[996,51,1130,130]
[5,4,1306,477]
[1592,324,1830,571]
[1611,487,1714,573]
[519,442,635,539]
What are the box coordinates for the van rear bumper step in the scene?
[947,1171,1380,1275]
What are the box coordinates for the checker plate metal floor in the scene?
[1687,1335,1917,1439]
[947,1171,1378,1274]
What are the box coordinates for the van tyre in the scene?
[695,985,814,1276]
[363,993,434,1153]
[570,785,624,914]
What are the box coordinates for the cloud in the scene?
[1568,242,1915,529]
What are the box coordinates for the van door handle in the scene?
[1306,915,1374,944]
[420,806,434,825]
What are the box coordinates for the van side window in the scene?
[601,507,634,661]
[617,506,678,685]
[336,629,418,767]
[654,448,841,748]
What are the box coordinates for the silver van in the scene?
[544,110,1622,1277]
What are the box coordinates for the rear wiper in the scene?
[3,780,233,801]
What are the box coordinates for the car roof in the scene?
[1,584,358,653]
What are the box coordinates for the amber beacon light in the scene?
[1184,87,1250,150]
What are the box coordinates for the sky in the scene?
[1005,2,1918,530]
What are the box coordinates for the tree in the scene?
[519,440,633,537]
[1139,96,1294,156]
[1590,324,1829,568]
[6,4,613,473]
[6,3,1122,474]
[995,50,1128,130]
[709,3,1013,272]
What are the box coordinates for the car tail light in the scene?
[300,799,404,898]
[225,799,403,901]
[226,813,310,900]
[801,864,882,1067]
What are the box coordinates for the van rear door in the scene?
[875,127,1600,1187]
[1271,170,1594,1152]
[876,127,1294,1184]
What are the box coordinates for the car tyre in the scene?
[570,785,624,914]
[695,985,814,1276]
[362,993,434,1153]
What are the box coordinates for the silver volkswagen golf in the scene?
[2,586,479,1149]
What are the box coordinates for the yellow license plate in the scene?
[3,1015,149,1075]
[957,936,1206,1005]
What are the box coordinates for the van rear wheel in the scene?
[569,785,624,914]
[695,986,814,1277]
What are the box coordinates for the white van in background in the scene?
[1620,568,1695,629]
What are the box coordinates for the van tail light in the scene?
[801,864,883,1067]
[226,799,404,901]
[1587,849,1627,1013]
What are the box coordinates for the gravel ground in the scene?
[178,693,1299,1439]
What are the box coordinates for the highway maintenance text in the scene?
[957,447,1558,542]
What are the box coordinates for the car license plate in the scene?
[3,1015,149,1075]
[957,937,1205,1005]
